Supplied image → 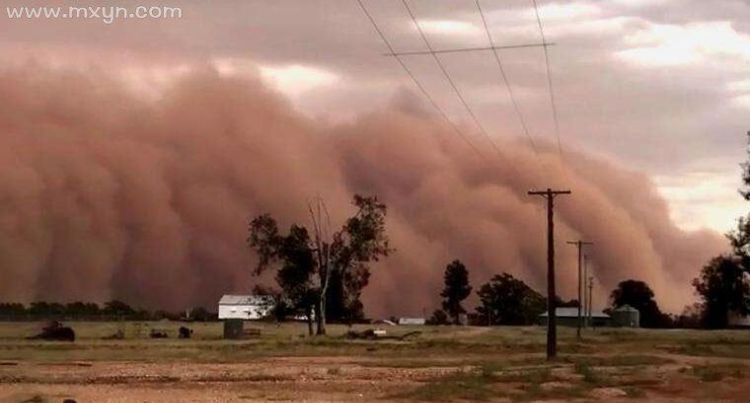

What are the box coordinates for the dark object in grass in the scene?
[149,329,168,339]
[346,329,379,340]
[27,321,75,342]
[63,399,77,403]
[178,326,193,339]
[102,329,125,340]
[399,331,422,340]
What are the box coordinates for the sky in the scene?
[0,0,748,314]
[2,0,748,233]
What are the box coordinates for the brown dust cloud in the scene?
[0,65,727,315]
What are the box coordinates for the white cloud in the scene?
[211,58,340,98]
[533,2,601,20]
[731,94,750,110]
[727,80,750,93]
[610,0,674,8]
[655,172,745,232]
[258,64,339,98]
[416,19,480,36]
[616,21,750,68]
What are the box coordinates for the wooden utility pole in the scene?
[567,240,592,340]
[583,254,589,327]
[588,275,594,328]
[529,188,571,360]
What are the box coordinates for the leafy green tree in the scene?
[610,280,670,328]
[189,306,215,321]
[475,273,546,325]
[65,302,100,318]
[440,260,472,323]
[102,300,136,318]
[248,220,317,334]
[249,194,391,335]
[693,256,750,328]
[427,309,449,325]
[0,303,25,318]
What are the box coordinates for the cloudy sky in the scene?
[3,0,749,233]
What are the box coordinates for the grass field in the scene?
[0,321,749,402]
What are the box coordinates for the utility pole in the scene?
[588,276,594,328]
[583,254,589,327]
[567,240,593,340]
[529,188,571,360]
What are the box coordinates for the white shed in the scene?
[218,295,275,320]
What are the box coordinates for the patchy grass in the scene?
[393,370,498,401]
[574,362,605,385]
[565,354,673,367]
[691,362,746,382]
[623,386,646,398]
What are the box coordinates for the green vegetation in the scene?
[396,370,497,401]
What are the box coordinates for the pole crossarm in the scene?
[527,189,570,197]
[384,42,554,57]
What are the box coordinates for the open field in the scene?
[0,322,749,402]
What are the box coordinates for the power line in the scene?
[475,0,539,155]
[355,0,488,161]
[531,0,564,159]
[400,0,511,165]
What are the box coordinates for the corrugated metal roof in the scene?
[218,294,275,305]
[539,307,610,318]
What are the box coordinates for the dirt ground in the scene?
[0,322,749,402]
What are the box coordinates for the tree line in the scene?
[430,259,682,328]
[0,300,215,321]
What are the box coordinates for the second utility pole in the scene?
[529,188,571,360]
[567,240,593,340]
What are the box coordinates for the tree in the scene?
[475,273,546,325]
[692,256,750,328]
[189,306,215,321]
[427,309,449,325]
[440,260,472,323]
[248,194,391,335]
[609,280,670,328]
[248,218,317,334]
[690,132,750,328]
[325,268,368,323]
[674,303,704,329]
[102,300,136,318]
[65,302,100,318]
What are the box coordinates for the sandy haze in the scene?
[0,63,727,315]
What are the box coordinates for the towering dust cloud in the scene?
[0,65,726,314]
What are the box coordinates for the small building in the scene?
[539,307,611,327]
[728,311,750,328]
[398,317,426,325]
[612,305,640,328]
[218,295,275,320]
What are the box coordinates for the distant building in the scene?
[218,295,275,320]
[728,311,750,328]
[398,317,426,325]
[611,305,640,328]
[539,307,611,327]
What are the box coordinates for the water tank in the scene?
[612,305,640,327]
